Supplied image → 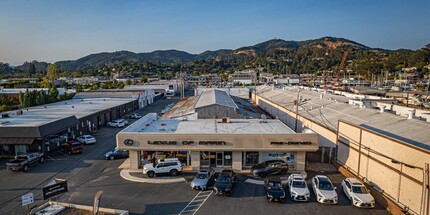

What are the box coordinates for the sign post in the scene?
[21,192,34,214]
[42,178,68,200]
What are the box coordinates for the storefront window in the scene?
[244,151,259,166]
[224,152,232,166]
[200,151,210,166]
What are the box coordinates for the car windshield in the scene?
[292,181,307,188]
[218,176,230,183]
[319,181,334,190]
[352,186,368,194]
[196,173,208,179]
[268,182,282,188]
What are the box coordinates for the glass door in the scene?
[216,152,224,167]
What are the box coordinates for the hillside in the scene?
[2,37,428,75]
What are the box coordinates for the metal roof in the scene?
[194,89,238,109]
[256,85,430,151]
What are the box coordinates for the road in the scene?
[0,97,183,215]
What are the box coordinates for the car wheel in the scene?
[23,165,29,171]
[40,157,45,163]
[170,169,179,176]
[147,171,155,178]
[109,156,115,160]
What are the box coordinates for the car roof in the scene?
[346,178,363,184]
[220,169,233,175]
[316,175,331,183]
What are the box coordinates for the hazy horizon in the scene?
[1,0,429,66]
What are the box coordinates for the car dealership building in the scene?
[116,113,319,172]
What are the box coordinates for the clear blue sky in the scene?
[0,0,429,65]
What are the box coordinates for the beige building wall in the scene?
[252,93,338,148]
[338,120,430,215]
[232,151,242,171]
[190,151,200,171]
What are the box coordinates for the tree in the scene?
[46,64,59,82]
[28,63,36,76]
[126,79,132,85]
[48,88,59,102]
[18,91,25,108]
[117,82,125,89]
[40,77,53,88]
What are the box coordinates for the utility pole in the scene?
[294,89,300,132]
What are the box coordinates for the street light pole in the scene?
[294,89,300,132]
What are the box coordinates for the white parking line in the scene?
[179,190,213,215]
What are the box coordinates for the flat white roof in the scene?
[0,97,135,127]
[125,117,295,134]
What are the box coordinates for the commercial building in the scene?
[161,89,263,119]
[0,97,138,156]
[117,113,319,172]
[74,89,155,109]
[252,85,430,215]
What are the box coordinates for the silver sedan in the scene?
[191,168,215,190]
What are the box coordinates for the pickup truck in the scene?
[6,152,45,171]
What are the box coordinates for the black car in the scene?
[264,177,286,202]
[251,160,288,177]
[105,149,129,160]
[213,169,236,196]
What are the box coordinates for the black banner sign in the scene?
[271,141,312,145]
[43,180,68,199]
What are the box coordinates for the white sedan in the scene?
[287,174,310,201]
[341,178,375,208]
[130,113,142,119]
[311,175,338,204]
[107,120,125,128]
[76,135,96,144]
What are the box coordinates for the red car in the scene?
[60,141,83,155]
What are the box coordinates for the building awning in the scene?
[0,137,35,145]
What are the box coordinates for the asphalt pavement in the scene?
[0,95,392,215]
[0,97,183,215]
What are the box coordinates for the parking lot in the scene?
[0,96,391,215]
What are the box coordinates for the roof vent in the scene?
[221,117,231,123]
[407,110,415,120]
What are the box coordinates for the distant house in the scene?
[229,70,257,85]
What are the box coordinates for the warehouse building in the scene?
[252,85,430,215]
[0,97,138,156]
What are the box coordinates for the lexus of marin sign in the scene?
[42,178,68,199]
[21,192,34,206]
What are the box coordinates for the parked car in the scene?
[130,113,142,119]
[143,158,182,178]
[60,141,83,155]
[264,177,286,202]
[118,119,129,125]
[6,152,45,171]
[105,148,129,160]
[191,168,215,190]
[107,120,125,128]
[76,135,96,145]
[251,160,288,177]
[341,178,375,208]
[287,174,310,201]
[213,169,236,196]
[311,175,338,204]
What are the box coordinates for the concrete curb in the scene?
[120,169,186,184]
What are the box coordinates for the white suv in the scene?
[143,158,182,178]
[341,178,375,208]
